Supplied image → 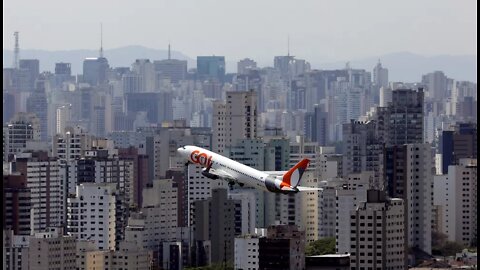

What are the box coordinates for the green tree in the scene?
[432,231,448,255]
[441,241,464,257]
[431,231,464,257]
[305,237,336,256]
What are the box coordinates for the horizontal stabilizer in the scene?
[297,186,323,191]
[262,171,287,176]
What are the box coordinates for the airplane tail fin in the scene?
[281,158,310,188]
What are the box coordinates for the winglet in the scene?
[281,158,310,188]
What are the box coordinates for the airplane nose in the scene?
[177,146,187,156]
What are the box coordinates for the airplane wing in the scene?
[296,186,323,191]
[208,167,236,181]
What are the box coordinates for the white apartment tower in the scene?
[140,178,178,249]
[67,183,117,251]
[335,173,370,254]
[434,158,477,247]
[212,91,257,155]
[349,190,406,270]
[132,59,156,92]
[234,235,260,270]
[385,143,433,254]
[14,152,65,234]
[55,104,72,135]
[52,126,95,165]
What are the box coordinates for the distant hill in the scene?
[3,45,195,75]
[3,47,476,83]
[317,52,477,83]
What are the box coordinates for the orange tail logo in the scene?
[281,158,310,188]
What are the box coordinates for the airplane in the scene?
[177,145,322,194]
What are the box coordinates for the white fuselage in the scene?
[178,145,272,192]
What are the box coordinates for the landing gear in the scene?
[228,180,244,190]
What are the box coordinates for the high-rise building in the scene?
[3,112,40,162]
[434,159,477,247]
[233,70,263,111]
[234,235,261,270]
[422,71,448,102]
[55,104,72,135]
[3,173,31,235]
[55,62,72,76]
[122,70,143,93]
[229,189,257,236]
[194,188,236,265]
[132,59,156,92]
[386,88,424,146]
[197,56,225,82]
[54,62,74,88]
[13,151,65,234]
[348,190,406,270]
[140,178,178,249]
[379,86,392,107]
[259,225,306,270]
[52,126,95,165]
[18,59,40,91]
[225,139,266,227]
[384,143,433,254]
[154,59,187,83]
[166,169,189,228]
[26,78,48,141]
[212,91,257,154]
[82,57,109,86]
[287,137,319,234]
[28,227,77,270]
[273,55,294,80]
[118,146,149,208]
[3,91,16,124]
[76,239,153,270]
[342,120,384,189]
[3,229,30,270]
[317,179,342,239]
[335,173,370,254]
[304,104,328,146]
[126,92,173,125]
[373,60,388,88]
[67,183,117,251]
[237,58,257,75]
[439,123,477,174]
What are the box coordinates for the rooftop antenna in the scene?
[168,41,171,60]
[287,34,290,57]
[99,23,104,58]
[13,31,19,69]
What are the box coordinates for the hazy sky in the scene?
[3,0,477,63]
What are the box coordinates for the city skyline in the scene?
[2,1,477,269]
